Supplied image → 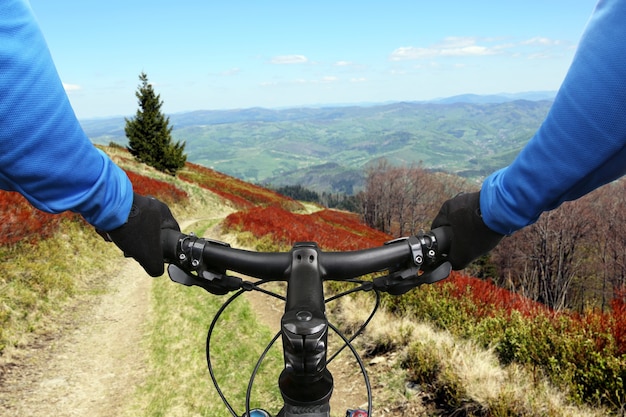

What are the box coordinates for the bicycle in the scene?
[162,226,452,417]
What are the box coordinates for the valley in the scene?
[82,96,553,193]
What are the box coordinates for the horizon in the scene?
[30,0,596,119]
[78,90,557,121]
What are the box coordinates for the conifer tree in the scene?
[125,72,186,175]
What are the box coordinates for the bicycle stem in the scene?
[279,242,332,415]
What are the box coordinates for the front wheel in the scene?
[346,410,368,417]
[243,409,272,417]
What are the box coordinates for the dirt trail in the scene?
[0,259,151,417]
[0,220,382,417]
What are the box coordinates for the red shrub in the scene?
[0,191,75,245]
[124,170,187,204]
[445,273,548,318]
[609,287,626,354]
[443,274,626,355]
[224,206,392,250]
[180,163,303,211]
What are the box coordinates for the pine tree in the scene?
[125,72,186,175]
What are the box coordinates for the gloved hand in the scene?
[431,191,504,270]
[98,193,180,277]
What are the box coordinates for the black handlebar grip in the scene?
[431,226,452,257]
[162,228,184,263]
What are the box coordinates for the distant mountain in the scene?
[432,91,556,104]
[83,94,554,193]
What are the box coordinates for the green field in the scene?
[83,99,552,192]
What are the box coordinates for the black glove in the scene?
[98,193,180,277]
[431,191,504,270]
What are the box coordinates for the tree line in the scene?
[491,180,626,312]
[359,159,468,236]
[273,184,361,212]
[359,160,626,312]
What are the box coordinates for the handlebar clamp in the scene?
[378,231,450,294]
[386,231,439,268]
[414,231,439,267]
[168,233,244,295]
[407,235,425,266]
[176,233,231,272]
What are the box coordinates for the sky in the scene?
[29,0,598,119]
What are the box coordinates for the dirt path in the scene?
[0,220,390,417]
[0,259,151,417]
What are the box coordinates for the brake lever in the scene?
[372,261,452,295]
[167,264,243,295]
[418,261,452,284]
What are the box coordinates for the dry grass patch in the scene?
[0,220,120,360]
[329,296,609,417]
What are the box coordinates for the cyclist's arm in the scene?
[480,0,626,235]
[0,0,133,231]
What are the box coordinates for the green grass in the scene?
[0,220,119,355]
[127,277,283,417]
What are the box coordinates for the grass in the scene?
[122,210,284,417]
[331,295,611,416]
[0,220,120,358]
[124,277,283,417]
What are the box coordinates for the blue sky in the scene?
[29,0,598,119]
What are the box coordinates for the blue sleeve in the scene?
[480,0,626,235]
[0,0,133,231]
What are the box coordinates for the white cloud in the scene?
[521,36,562,46]
[433,36,477,49]
[334,60,353,67]
[293,76,338,84]
[270,54,309,64]
[389,35,570,63]
[63,83,81,92]
[390,37,502,61]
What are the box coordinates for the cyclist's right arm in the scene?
[0,0,133,231]
[480,0,626,236]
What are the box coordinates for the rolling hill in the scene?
[82,95,554,193]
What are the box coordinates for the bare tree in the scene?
[362,161,468,237]
[363,159,394,234]
[493,198,593,310]
[590,181,626,308]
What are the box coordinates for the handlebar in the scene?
[162,226,452,417]
[162,227,451,293]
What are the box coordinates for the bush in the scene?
[0,191,76,246]
[124,169,187,204]
[386,274,626,412]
